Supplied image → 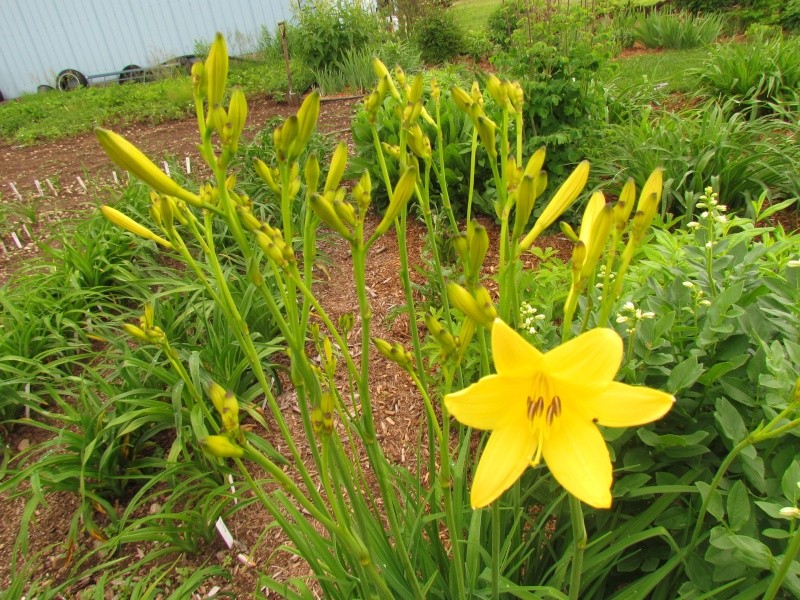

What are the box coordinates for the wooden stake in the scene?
[34,179,44,196]
[279,22,296,105]
[185,156,191,174]
[46,178,58,196]
[112,171,119,185]
[163,161,170,176]
[77,176,87,191]
[22,224,32,240]
[10,232,23,249]
[8,182,22,201]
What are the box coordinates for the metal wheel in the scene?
[57,69,88,91]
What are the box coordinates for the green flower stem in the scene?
[690,409,800,549]
[514,110,523,166]
[467,129,479,224]
[492,501,501,600]
[597,232,623,326]
[371,126,394,196]
[568,494,587,600]
[763,526,800,600]
[352,241,425,600]
[200,212,325,508]
[396,208,427,383]
[433,104,458,235]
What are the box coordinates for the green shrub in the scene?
[493,28,608,185]
[634,10,723,49]
[415,8,465,64]
[462,29,494,61]
[288,0,382,72]
[486,0,527,48]
[601,192,800,599]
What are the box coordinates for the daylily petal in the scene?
[543,413,612,508]
[544,328,621,385]
[445,375,528,430]
[583,382,674,427]
[492,318,543,376]
[471,421,535,508]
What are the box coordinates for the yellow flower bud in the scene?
[228,87,248,153]
[100,206,173,249]
[467,220,489,276]
[614,178,636,231]
[305,152,320,194]
[254,159,280,194]
[476,116,497,163]
[485,74,505,105]
[453,232,470,271]
[451,86,473,117]
[325,142,348,194]
[580,202,614,279]
[291,90,320,160]
[237,206,262,231]
[310,194,353,240]
[205,33,229,111]
[96,129,201,206]
[424,314,458,355]
[123,323,149,342]
[372,166,418,240]
[519,160,590,251]
[207,381,227,416]
[201,435,244,458]
[474,286,498,325]
[409,73,424,104]
[353,170,372,212]
[372,57,390,80]
[406,124,431,160]
[333,198,357,228]
[448,282,492,327]
[191,61,206,99]
[373,337,414,372]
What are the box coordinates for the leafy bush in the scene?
[486,0,528,48]
[415,8,465,64]
[288,0,382,72]
[589,102,800,216]
[634,10,723,49]
[602,194,800,599]
[493,25,608,184]
[698,36,800,115]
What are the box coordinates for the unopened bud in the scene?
[201,435,244,458]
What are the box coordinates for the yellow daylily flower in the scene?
[445,319,674,509]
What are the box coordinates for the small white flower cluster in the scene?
[682,281,712,307]
[594,264,616,289]
[520,301,545,335]
[616,301,655,334]
[688,187,728,244]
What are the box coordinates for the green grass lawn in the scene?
[603,47,712,95]
[452,0,501,32]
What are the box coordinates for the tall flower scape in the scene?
[97,33,677,599]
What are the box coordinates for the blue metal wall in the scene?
[0,0,294,99]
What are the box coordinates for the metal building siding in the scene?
[0,0,292,99]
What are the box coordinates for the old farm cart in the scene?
[0,0,292,99]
